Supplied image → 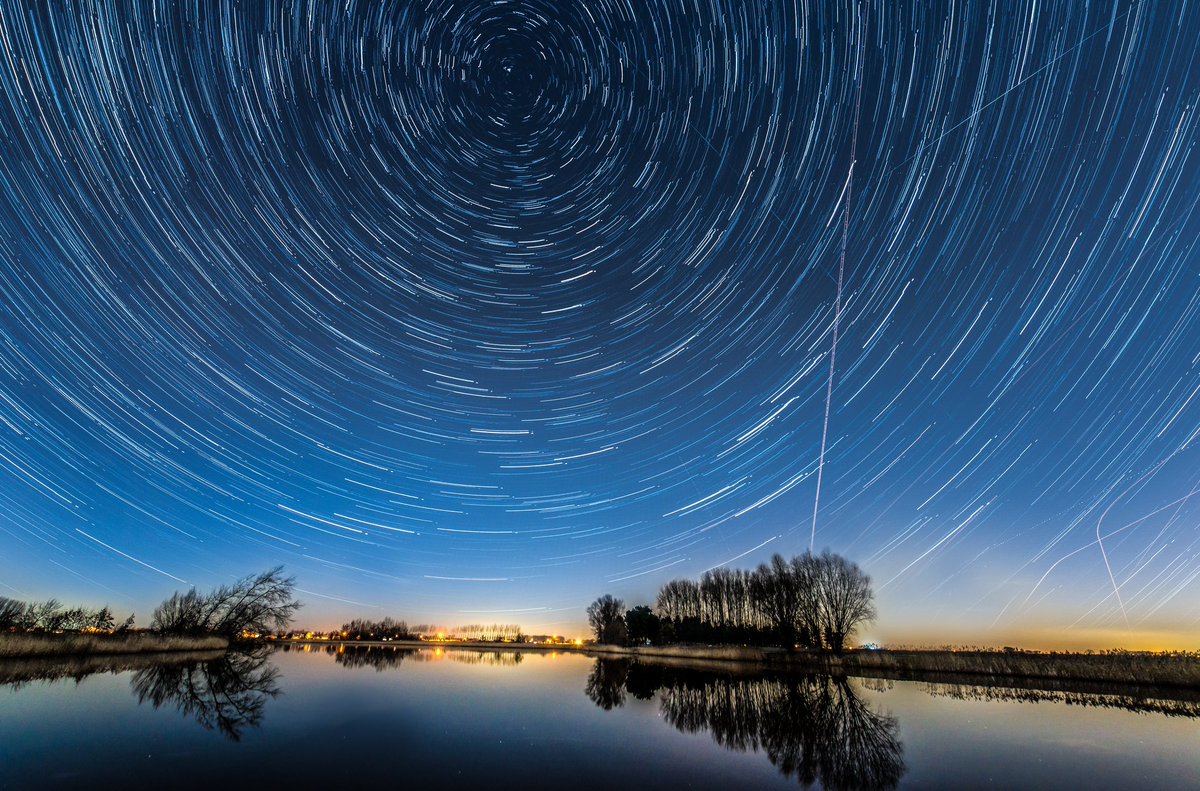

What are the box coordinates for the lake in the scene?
[2,644,1197,789]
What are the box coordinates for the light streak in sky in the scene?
[812,6,865,552]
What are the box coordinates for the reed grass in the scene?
[812,648,1200,688]
[0,632,228,659]
[586,643,1200,688]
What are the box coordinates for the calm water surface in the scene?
[1,645,1197,789]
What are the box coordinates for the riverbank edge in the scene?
[285,639,1200,689]
[0,633,229,659]
[587,644,1200,688]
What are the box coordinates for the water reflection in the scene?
[273,642,528,670]
[0,649,225,690]
[331,644,418,671]
[130,648,280,741]
[585,656,631,710]
[587,660,905,790]
[3,647,1199,788]
[918,678,1200,717]
[0,647,279,741]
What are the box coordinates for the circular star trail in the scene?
[2,1,1199,642]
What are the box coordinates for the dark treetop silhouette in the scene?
[150,567,301,638]
[592,551,876,651]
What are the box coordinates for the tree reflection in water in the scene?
[130,647,280,741]
[585,656,630,710]
[318,644,527,671]
[332,645,416,671]
[586,659,905,790]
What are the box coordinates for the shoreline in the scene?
[586,644,1200,689]
[283,639,1200,689]
[0,632,229,659]
[585,648,1200,691]
[8,633,1196,692]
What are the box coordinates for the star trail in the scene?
[2,0,1199,646]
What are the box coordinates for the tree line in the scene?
[1,567,301,640]
[340,617,413,640]
[332,621,526,641]
[588,551,875,652]
[453,623,525,642]
[0,597,134,634]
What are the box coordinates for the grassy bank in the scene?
[584,644,1200,688]
[812,649,1200,688]
[0,632,229,659]
[587,643,772,662]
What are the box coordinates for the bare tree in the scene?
[0,597,129,634]
[151,567,301,637]
[751,554,804,647]
[587,594,627,644]
[791,552,823,649]
[813,552,875,653]
[0,597,26,630]
[656,579,700,622]
[150,589,207,634]
[90,606,116,632]
[452,623,523,641]
[29,599,64,632]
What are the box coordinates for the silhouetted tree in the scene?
[650,551,876,651]
[151,567,301,637]
[0,597,129,634]
[150,588,206,634]
[700,567,760,639]
[656,578,701,622]
[114,613,136,633]
[813,552,875,653]
[452,623,524,641]
[90,606,116,632]
[587,594,627,644]
[28,599,64,632]
[625,605,661,645]
[791,552,824,649]
[751,554,805,647]
[341,617,412,641]
[0,597,24,630]
[57,607,88,632]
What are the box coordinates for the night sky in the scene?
[2,1,1199,647]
